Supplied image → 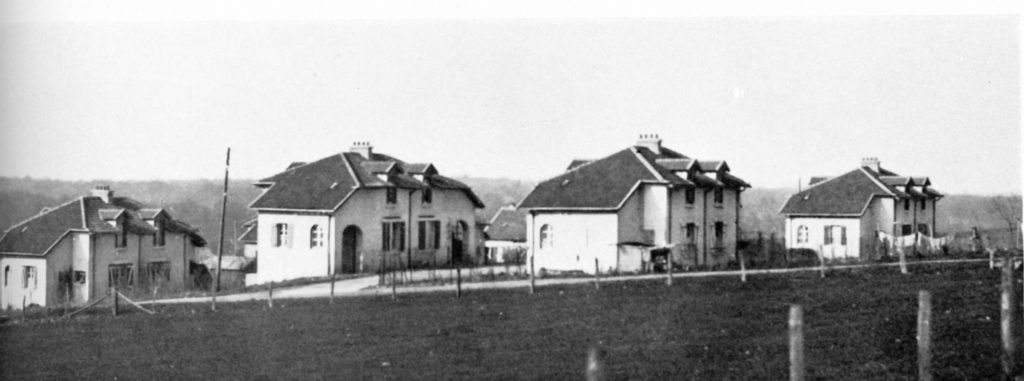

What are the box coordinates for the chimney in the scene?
[350,141,373,159]
[861,157,880,172]
[636,134,662,155]
[91,185,113,203]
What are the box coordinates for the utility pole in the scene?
[215,148,231,293]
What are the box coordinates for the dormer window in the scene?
[153,220,165,247]
[386,188,397,205]
[921,199,926,210]
[114,220,127,248]
[904,199,910,211]
[422,187,433,205]
[685,188,695,205]
[714,188,724,204]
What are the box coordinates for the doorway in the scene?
[341,225,362,274]
[451,221,468,265]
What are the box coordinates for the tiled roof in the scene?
[698,161,728,172]
[780,169,890,216]
[519,145,749,210]
[566,159,594,171]
[781,165,941,216]
[485,207,527,242]
[808,177,830,186]
[238,221,258,243]
[0,195,205,256]
[251,151,484,210]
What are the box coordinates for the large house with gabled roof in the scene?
[246,142,485,284]
[517,134,750,274]
[0,186,205,310]
[779,157,943,260]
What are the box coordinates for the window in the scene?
[796,225,808,244]
[824,225,847,245]
[3,265,8,286]
[310,225,325,248]
[274,223,291,247]
[539,224,552,249]
[918,224,929,236]
[74,271,87,284]
[108,264,134,289]
[685,188,696,204]
[114,221,128,248]
[382,221,406,251]
[418,220,441,250]
[921,200,926,210]
[714,188,724,204]
[904,199,910,211]
[23,266,37,289]
[901,224,913,236]
[714,222,725,241]
[685,223,697,241]
[145,262,170,284]
[386,188,397,205]
[422,188,433,205]
[154,221,165,246]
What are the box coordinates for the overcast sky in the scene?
[0,4,1020,195]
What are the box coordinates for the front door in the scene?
[451,221,467,264]
[341,226,361,274]
[823,225,848,258]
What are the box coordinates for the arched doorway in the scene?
[340,226,362,274]
[451,220,468,265]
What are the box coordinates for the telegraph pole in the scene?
[215,148,231,293]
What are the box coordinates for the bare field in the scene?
[1,262,1019,380]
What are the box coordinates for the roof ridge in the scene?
[3,196,84,235]
[631,147,666,182]
[858,167,897,196]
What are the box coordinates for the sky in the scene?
[0,2,1020,195]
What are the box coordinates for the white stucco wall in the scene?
[527,212,619,274]
[785,216,862,259]
[1,257,47,309]
[255,213,334,283]
[642,185,669,246]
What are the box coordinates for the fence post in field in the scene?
[817,247,826,279]
[739,249,747,283]
[918,290,932,381]
[1001,251,1017,379]
[112,286,119,316]
[529,255,536,295]
[330,272,336,305]
[456,264,462,299]
[268,281,274,308]
[789,304,805,381]
[666,252,674,286]
[392,262,398,301]
[379,254,385,286]
[21,296,26,322]
[899,245,909,274]
[989,248,996,270]
[585,346,606,381]
[594,258,600,290]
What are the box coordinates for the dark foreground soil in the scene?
[1,263,1019,380]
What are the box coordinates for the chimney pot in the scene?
[636,133,663,155]
[91,186,114,203]
[351,141,374,158]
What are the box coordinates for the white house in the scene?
[0,186,205,310]
[517,134,750,274]
[246,142,485,284]
[779,157,943,260]
[483,206,528,264]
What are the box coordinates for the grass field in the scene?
[1,262,1020,380]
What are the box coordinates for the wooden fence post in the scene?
[112,287,119,316]
[594,258,600,291]
[456,265,462,299]
[739,250,747,283]
[817,248,826,279]
[899,245,909,274]
[212,292,217,312]
[392,262,398,301]
[21,296,26,322]
[529,255,536,295]
[1001,252,1017,379]
[666,252,674,286]
[330,272,336,305]
[585,346,606,381]
[918,290,932,381]
[990,248,996,270]
[268,281,274,309]
[789,305,805,381]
